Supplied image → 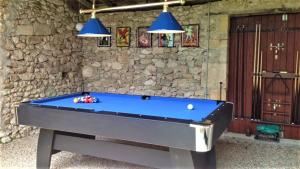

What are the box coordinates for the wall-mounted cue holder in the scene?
[261,71,297,79]
[266,99,282,111]
[270,43,285,51]
[262,71,294,94]
[270,43,285,60]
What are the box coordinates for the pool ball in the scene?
[73,98,79,103]
[87,97,93,103]
[80,97,85,102]
[187,104,194,110]
[84,98,89,103]
[92,97,98,103]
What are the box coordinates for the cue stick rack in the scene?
[257,52,300,124]
[251,24,299,124]
[251,22,300,124]
[260,71,295,124]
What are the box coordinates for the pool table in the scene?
[17,92,233,169]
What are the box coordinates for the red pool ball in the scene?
[87,98,93,103]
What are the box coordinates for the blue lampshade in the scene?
[78,18,111,37]
[147,11,184,33]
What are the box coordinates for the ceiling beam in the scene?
[77,0,92,8]
[185,0,219,5]
[101,0,117,6]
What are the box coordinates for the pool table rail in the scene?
[17,101,233,153]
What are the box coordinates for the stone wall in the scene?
[0,0,6,142]
[0,0,83,143]
[82,0,300,100]
[82,9,213,98]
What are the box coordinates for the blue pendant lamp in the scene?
[148,0,184,33]
[77,1,111,37]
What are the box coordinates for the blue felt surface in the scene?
[31,92,222,123]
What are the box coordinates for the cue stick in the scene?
[258,51,263,120]
[81,79,84,92]
[254,24,261,119]
[219,82,223,100]
[235,25,241,118]
[293,51,298,123]
[252,24,258,119]
[241,25,245,119]
[256,24,261,119]
[296,51,300,123]
[298,51,300,121]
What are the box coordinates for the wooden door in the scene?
[228,13,300,126]
[228,16,256,119]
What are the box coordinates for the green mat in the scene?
[256,124,281,135]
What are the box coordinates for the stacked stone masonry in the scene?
[1,0,300,143]
[0,0,83,143]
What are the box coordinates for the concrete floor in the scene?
[0,133,300,169]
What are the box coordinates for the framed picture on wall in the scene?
[137,27,152,48]
[97,27,111,47]
[158,33,174,47]
[181,24,199,47]
[116,27,130,47]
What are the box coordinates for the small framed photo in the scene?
[116,27,130,47]
[97,27,111,47]
[137,27,152,48]
[158,33,174,47]
[181,24,199,47]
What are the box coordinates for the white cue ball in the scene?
[187,104,194,110]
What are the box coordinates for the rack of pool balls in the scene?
[73,95,98,103]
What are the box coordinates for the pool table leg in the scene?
[191,146,216,169]
[169,146,216,169]
[36,129,54,169]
